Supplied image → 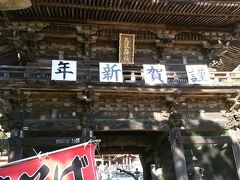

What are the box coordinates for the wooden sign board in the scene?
[119,33,135,64]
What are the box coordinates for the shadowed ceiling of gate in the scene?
[6,0,240,27]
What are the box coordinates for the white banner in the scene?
[99,63,123,82]
[143,64,167,84]
[51,60,77,81]
[186,65,210,84]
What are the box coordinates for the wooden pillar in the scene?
[153,149,162,180]
[81,128,94,143]
[154,144,176,179]
[229,130,240,179]
[169,128,188,180]
[140,154,152,180]
[8,129,23,162]
[232,142,240,179]
[80,88,94,143]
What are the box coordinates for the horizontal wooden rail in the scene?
[0,65,239,86]
[181,136,233,144]
[23,137,81,146]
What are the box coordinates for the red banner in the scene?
[0,142,97,180]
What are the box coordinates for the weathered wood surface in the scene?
[182,136,233,144]
[0,87,236,131]
[98,146,146,154]
[1,0,240,71]
[182,112,230,130]
[0,76,238,132]
[92,119,169,131]
[8,130,23,162]
[23,132,164,148]
[96,133,163,148]
[228,130,240,179]
[21,117,230,131]
[23,119,81,131]
[23,137,81,146]
[232,142,240,179]
[170,128,188,180]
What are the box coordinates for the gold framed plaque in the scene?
[119,33,135,64]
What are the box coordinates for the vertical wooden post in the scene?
[153,149,162,180]
[229,130,240,179]
[8,129,23,162]
[170,128,189,180]
[80,88,94,143]
[140,154,152,180]
[232,142,240,179]
[80,128,91,143]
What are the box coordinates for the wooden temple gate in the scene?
[0,0,240,179]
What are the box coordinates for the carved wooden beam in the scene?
[96,133,164,148]
[226,91,240,112]
[92,118,169,131]
[23,119,81,131]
